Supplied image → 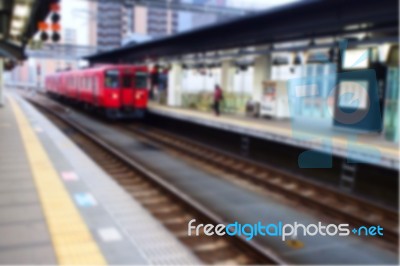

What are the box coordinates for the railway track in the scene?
[27,94,284,265]
[25,91,398,250]
[121,123,399,246]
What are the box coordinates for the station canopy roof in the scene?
[86,0,399,64]
[0,0,55,60]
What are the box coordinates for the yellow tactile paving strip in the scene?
[9,97,106,265]
[150,104,398,157]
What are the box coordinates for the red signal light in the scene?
[50,3,60,12]
[51,23,61,31]
[38,21,48,31]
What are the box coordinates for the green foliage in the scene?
[181,91,251,114]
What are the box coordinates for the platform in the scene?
[148,103,399,170]
[0,92,200,265]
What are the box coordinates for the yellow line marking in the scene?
[10,97,107,265]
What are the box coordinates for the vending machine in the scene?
[259,80,290,119]
[333,47,385,132]
[383,46,399,142]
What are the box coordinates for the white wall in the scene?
[181,68,221,92]
[233,67,254,93]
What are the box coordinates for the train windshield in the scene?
[105,70,120,89]
[135,72,148,89]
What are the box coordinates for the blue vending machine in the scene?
[383,45,399,142]
[333,47,385,132]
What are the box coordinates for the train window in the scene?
[105,70,120,89]
[94,77,98,91]
[91,77,96,90]
[135,72,148,89]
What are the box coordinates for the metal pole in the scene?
[0,58,4,107]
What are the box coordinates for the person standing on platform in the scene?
[158,67,169,104]
[150,65,159,100]
[213,84,223,116]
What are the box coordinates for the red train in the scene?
[45,65,149,118]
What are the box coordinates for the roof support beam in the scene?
[0,39,25,60]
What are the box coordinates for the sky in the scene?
[226,0,299,9]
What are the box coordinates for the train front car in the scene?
[103,65,149,119]
[121,66,148,118]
